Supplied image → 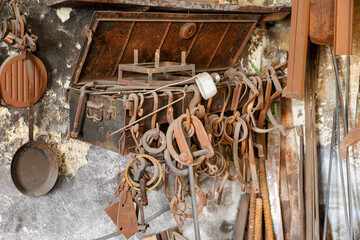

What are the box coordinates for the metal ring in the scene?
[141,129,167,154]
[125,154,163,191]
[166,121,206,166]
[164,149,189,176]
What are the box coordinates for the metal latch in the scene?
[86,101,104,123]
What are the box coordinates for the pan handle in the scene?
[25,56,34,142]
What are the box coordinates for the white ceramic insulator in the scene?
[195,72,217,100]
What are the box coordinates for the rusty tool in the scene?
[100,206,170,240]
[10,57,58,197]
[116,188,139,238]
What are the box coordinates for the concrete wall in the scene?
[1,0,356,239]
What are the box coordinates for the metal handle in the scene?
[25,57,34,141]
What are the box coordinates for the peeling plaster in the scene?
[56,8,72,23]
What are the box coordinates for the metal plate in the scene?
[0,54,47,108]
[71,11,261,85]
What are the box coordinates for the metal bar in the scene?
[322,110,336,240]
[97,18,258,23]
[331,45,351,239]
[206,23,231,68]
[285,0,311,99]
[331,45,352,238]
[158,22,172,50]
[188,166,201,240]
[345,56,350,131]
[345,55,353,240]
[334,0,354,55]
[112,21,135,76]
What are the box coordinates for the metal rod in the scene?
[332,45,351,239]
[345,55,353,240]
[330,45,348,131]
[345,56,350,131]
[322,110,336,240]
[188,165,201,240]
[331,45,352,239]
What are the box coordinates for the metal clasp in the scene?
[86,101,104,123]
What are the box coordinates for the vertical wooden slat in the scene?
[281,98,302,240]
[234,194,250,240]
[284,0,311,99]
[334,0,354,55]
[305,43,320,240]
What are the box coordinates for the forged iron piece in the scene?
[188,166,201,240]
[141,128,167,155]
[248,185,256,240]
[116,189,139,238]
[164,149,189,177]
[134,195,148,232]
[168,114,214,165]
[100,206,171,240]
[105,65,289,239]
[254,198,263,240]
[125,154,162,191]
[259,163,274,240]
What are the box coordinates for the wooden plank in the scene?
[267,121,284,240]
[280,98,302,240]
[284,0,311,99]
[304,43,320,240]
[234,194,250,240]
